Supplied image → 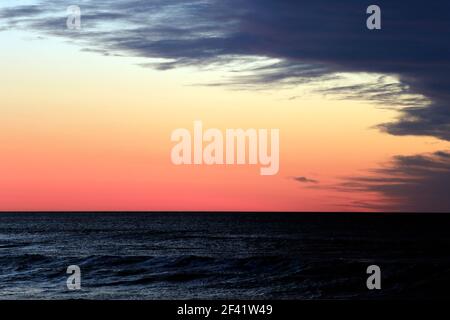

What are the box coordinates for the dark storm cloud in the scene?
[338,151,450,212]
[1,0,449,140]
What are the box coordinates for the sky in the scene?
[0,0,449,212]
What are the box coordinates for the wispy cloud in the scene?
[338,151,450,212]
[1,0,449,140]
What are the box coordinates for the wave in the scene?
[1,252,450,299]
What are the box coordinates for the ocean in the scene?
[0,213,449,300]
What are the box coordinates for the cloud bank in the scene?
[338,151,450,212]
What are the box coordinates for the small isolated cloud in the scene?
[293,176,319,184]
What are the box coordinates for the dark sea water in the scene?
[0,213,449,300]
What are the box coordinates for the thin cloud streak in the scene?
[293,176,319,184]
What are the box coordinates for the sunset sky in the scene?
[0,0,449,211]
